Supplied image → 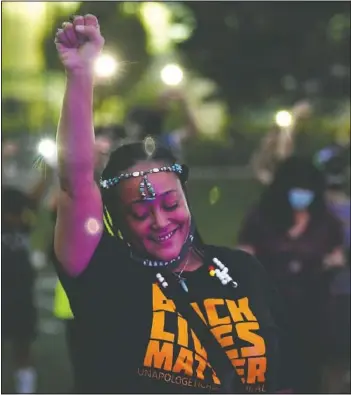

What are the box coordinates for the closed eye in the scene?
[163,203,178,211]
[130,211,149,221]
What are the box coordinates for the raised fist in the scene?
[55,14,104,73]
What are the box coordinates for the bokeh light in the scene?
[3,2,46,18]
[144,136,156,157]
[94,54,119,79]
[38,139,56,158]
[275,110,293,128]
[85,217,102,235]
[37,138,57,167]
[160,64,184,86]
[140,2,171,53]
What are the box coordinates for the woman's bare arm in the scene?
[54,15,105,276]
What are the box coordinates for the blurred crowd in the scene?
[2,92,350,394]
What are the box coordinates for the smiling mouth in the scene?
[155,228,179,244]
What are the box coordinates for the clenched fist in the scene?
[55,14,104,74]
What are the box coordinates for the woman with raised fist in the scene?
[53,14,290,393]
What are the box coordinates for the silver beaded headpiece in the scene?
[99,163,183,201]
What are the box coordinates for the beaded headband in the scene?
[100,163,183,200]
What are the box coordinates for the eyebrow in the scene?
[131,189,178,205]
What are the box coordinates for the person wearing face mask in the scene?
[237,156,345,393]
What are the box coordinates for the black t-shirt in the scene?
[54,232,286,394]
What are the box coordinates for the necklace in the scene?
[173,256,190,293]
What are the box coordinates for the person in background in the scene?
[237,156,345,393]
[253,112,351,393]
[2,170,52,394]
[124,90,198,160]
[253,105,351,393]
[314,143,350,246]
[2,139,19,181]
[314,144,350,393]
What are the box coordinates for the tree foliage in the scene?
[177,2,350,110]
[42,2,150,97]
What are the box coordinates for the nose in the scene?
[150,208,169,230]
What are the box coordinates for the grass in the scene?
[187,178,261,246]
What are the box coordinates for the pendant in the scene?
[179,279,189,293]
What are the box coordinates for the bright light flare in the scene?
[38,139,56,158]
[37,139,57,167]
[160,64,184,86]
[275,110,293,128]
[141,2,168,26]
[94,54,119,78]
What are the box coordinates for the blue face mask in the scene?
[288,188,315,210]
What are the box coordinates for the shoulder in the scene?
[53,230,127,292]
[80,229,126,269]
[82,230,125,273]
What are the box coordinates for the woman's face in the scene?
[117,161,191,262]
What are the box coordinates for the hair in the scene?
[125,106,166,139]
[100,141,203,247]
[257,156,328,233]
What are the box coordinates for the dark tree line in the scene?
[42,2,350,111]
[42,2,149,98]
[177,2,350,110]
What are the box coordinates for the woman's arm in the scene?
[54,15,105,277]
